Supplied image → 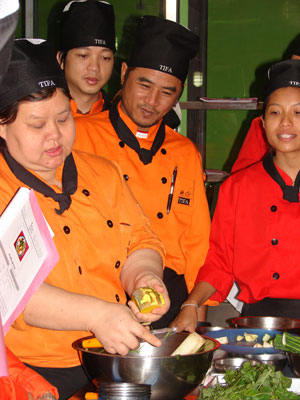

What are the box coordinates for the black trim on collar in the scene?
[2,147,78,214]
[263,152,300,203]
[101,90,111,111]
[109,100,165,165]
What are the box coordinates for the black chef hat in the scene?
[0,39,68,111]
[127,15,199,83]
[59,0,115,53]
[264,59,300,101]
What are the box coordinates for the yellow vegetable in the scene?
[244,333,258,342]
[132,286,165,313]
[82,337,102,348]
[85,392,98,400]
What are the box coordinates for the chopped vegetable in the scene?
[274,332,300,354]
[132,286,165,313]
[199,362,299,399]
[244,332,259,342]
[263,341,273,348]
[214,336,229,344]
[215,332,275,348]
[263,333,271,342]
[82,337,102,348]
[171,332,205,356]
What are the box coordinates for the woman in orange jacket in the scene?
[0,39,169,399]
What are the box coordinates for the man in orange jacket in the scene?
[74,16,215,328]
[56,0,115,118]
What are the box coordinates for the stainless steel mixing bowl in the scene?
[245,352,287,371]
[287,352,300,377]
[230,316,300,334]
[213,357,261,373]
[72,332,220,400]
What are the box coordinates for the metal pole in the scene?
[187,0,208,166]
[23,0,37,38]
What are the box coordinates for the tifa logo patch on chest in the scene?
[178,190,191,206]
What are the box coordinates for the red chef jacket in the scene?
[196,158,300,304]
[231,116,269,173]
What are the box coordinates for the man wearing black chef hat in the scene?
[74,15,215,328]
[56,0,115,117]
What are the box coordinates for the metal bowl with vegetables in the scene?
[72,331,220,400]
[213,357,261,373]
[272,331,300,377]
[244,352,287,371]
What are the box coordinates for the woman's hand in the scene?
[128,272,170,324]
[169,305,198,333]
[88,302,162,355]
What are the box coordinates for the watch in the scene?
[37,393,58,400]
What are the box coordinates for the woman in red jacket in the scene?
[171,59,300,332]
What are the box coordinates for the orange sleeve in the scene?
[7,347,58,400]
[0,376,29,400]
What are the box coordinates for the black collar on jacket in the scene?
[109,100,165,165]
[263,152,300,203]
[2,146,78,214]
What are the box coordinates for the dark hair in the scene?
[262,97,269,118]
[0,87,71,125]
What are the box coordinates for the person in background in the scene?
[1,39,169,399]
[74,15,215,329]
[4,348,58,400]
[171,59,300,332]
[0,3,59,399]
[232,48,300,173]
[56,0,115,118]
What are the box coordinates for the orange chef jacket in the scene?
[4,150,165,368]
[74,103,212,295]
[4,347,58,400]
[70,91,110,119]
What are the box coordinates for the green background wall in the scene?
[16,1,300,171]
[206,0,300,170]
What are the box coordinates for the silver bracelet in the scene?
[180,303,198,310]
[37,393,58,400]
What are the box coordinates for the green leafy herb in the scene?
[163,330,172,339]
[198,362,299,399]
